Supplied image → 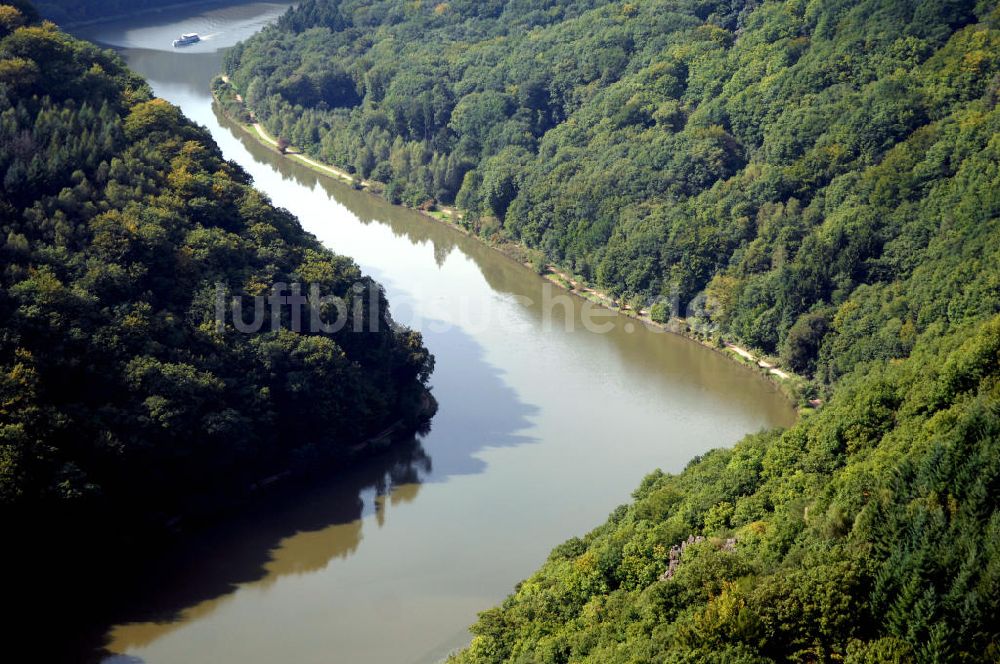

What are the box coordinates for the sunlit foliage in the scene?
[225,1,1000,660]
[228,0,1000,382]
[0,6,434,524]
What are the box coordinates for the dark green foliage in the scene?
[781,310,830,375]
[220,1,1000,660]
[227,0,1000,380]
[0,9,434,524]
[451,316,1000,662]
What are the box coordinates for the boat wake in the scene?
[73,3,292,53]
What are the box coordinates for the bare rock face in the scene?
[659,535,737,581]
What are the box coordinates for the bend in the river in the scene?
[72,3,796,663]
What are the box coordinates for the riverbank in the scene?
[45,11,802,660]
[212,77,813,411]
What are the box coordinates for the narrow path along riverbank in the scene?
[252,120,357,182]
[213,76,813,409]
[725,343,791,379]
[72,8,802,663]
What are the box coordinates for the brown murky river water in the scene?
[71,4,796,662]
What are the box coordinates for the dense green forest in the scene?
[450,315,1000,662]
[226,0,1000,384]
[0,1,434,527]
[221,0,1000,660]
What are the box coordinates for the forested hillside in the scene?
[226,0,1000,383]
[451,315,1000,662]
[223,0,1000,660]
[0,2,433,527]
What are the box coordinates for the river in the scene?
[72,3,796,663]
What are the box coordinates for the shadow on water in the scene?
[113,49,224,96]
[211,109,795,425]
[91,321,536,660]
[47,17,789,661]
[14,318,537,663]
[103,42,789,424]
[415,326,540,478]
[17,31,537,662]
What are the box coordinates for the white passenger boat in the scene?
[172,33,200,47]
